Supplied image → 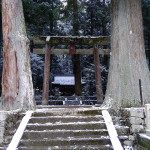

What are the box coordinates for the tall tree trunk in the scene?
[50,18,54,35]
[90,10,94,36]
[104,0,150,110]
[0,1,2,50]
[102,0,109,96]
[49,2,54,35]
[72,0,82,96]
[148,36,150,66]
[72,0,79,36]
[102,0,109,68]
[1,0,35,110]
[0,6,2,57]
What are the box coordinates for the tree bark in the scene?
[0,2,2,57]
[102,0,109,69]
[72,0,82,96]
[42,44,51,105]
[90,9,94,36]
[1,0,35,110]
[73,0,79,36]
[49,2,54,36]
[104,0,150,110]
[94,45,103,104]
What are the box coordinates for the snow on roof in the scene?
[52,76,85,85]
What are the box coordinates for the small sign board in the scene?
[52,76,85,85]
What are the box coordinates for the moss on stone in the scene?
[22,27,26,36]
[77,110,101,115]
[137,134,150,150]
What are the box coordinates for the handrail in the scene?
[102,110,123,150]
[7,111,33,150]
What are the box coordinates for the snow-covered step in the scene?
[19,137,111,147]
[119,135,129,141]
[29,115,104,124]
[18,145,113,150]
[36,105,93,109]
[33,108,103,117]
[26,121,106,131]
[22,130,108,140]
[17,106,114,149]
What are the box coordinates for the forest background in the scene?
[0,0,150,97]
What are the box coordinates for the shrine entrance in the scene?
[52,75,86,96]
[31,36,110,105]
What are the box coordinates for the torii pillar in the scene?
[93,44,103,104]
[42,36,51,105]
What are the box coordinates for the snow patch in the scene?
[124,146,134,150]
[139,133,150,140]
[28,121,105,126]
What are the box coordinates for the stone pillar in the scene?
[145,104,150,136]
[42,37,51,105]
[93,44,103,104]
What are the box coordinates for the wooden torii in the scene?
[30,36,110,105]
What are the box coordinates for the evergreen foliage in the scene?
[142,0,150,68]
[0,0,150,97]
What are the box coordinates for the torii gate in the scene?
[31,36,110,105]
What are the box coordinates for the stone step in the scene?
[36,105,94,109]
[26,122,106,131]
[18,145,113,150]
[19,137,111,147]
[17,107,114,149]
[33,108,103,117]
[22,129,108,140]
[29,115,104,124]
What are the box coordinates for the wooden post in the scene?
[70,43,82,96]
[93,44,103,104]
[42,36,51,105]
[73,54,82,96]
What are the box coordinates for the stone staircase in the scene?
[17,106,112,149]
[16,106,129,150]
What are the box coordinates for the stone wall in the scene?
[0,111,8,144]
[0,111,23,147]
[145,104,150,136]
[120,107,146,147]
